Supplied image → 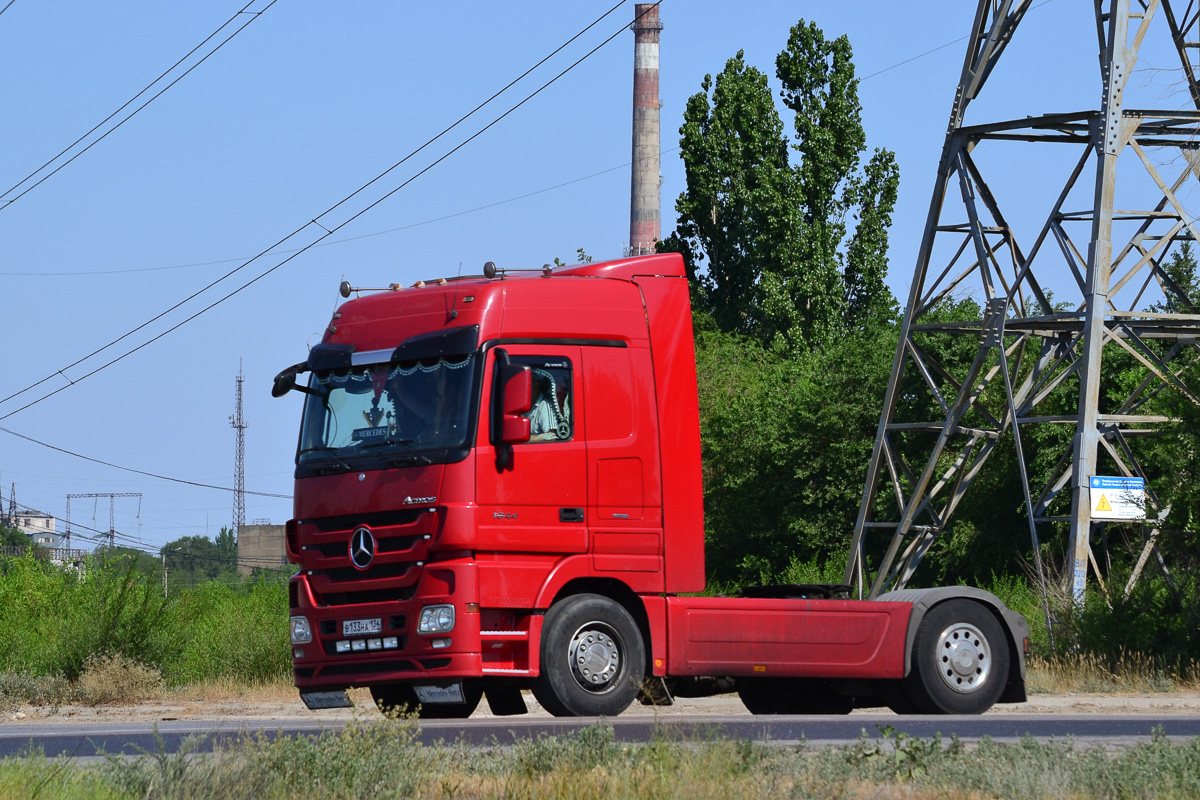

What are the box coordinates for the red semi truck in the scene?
[273,252,1028,717]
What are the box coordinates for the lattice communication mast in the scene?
[848,0,1200,605]
[230,361,247,541]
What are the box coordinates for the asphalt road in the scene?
[3,713,1197,759]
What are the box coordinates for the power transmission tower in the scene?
[229,361,247,541]
[847,0,1200,607]
[66,493,142,550]
[6,483,13,529]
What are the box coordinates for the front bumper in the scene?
[291,560,483,689]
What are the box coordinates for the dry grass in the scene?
[77,653,164,705]
[166,672,297,702]
[1027,651,1200,694]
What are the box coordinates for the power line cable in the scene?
[0,1,17,19]
[0,0,276,210]
[860,0,1058,81]
[0,425,291,498]
[0,147,679,278]
[0,0,632,416]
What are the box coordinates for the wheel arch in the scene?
[878,586,1028,702]
[544,578,653,675]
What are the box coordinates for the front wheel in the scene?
[902,600,1010,714]
[532,594,645,717]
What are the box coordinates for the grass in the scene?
[0,553,290,692]
[1027,652,1200,695]
[3,720,1200,799]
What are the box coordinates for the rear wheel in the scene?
[902,600,1010,714]
[370,682,482,718]
[737,678,854,715]
[532,594,645,717]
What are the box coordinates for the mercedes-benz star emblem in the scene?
[349,527,376,570]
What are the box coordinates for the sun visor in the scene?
[306,343,356,371]
[391,325,480,362]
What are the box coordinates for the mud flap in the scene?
[300,690,353,710]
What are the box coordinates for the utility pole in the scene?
[230,361,247,542]
[847,0,1200,610]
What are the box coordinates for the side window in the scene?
[515,356,573,443]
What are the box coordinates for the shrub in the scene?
[160,575,290,686]
[78,653,164,705]
[0,671,74,710]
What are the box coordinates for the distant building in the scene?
[237,524,287,575]
[13,510,61,548]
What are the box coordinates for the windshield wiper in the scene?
[297,446,355,472]
[362,435,433,466]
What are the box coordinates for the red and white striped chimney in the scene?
[629,3,661,256]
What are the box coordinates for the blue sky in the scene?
[0,0,1185,552]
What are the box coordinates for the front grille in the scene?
[309,534,423,559]
[321,561,414,583]
[320,586,418,606]
[309,509,424,533]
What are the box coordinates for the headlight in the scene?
[417,604,455,634]
[290,616,312,644]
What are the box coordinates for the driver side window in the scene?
[515,357,573,443]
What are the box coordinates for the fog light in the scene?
[367,638,382,650]
[352,639,367,651]
[336,640,351,653]
[290,616,312,645]
[293,648,305,659]
[431,637,452,649]
[383,637,399,649]
[417,604,455,634]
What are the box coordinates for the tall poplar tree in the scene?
[664,19,899,351]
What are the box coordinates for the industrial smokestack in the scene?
[629,3,661,256]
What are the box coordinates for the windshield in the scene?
[298,354,477,465]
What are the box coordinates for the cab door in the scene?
[475,345,588,561]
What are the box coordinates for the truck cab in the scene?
[277,253,1028,717]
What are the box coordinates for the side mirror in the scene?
[272,372,297,398]
[499,364,532,445]
[501,365,533,415]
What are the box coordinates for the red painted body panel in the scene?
[666,597,909,679]
[286,254,912,691]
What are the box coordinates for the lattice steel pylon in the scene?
[66,493,142,550]
[846,0,1200,605]
[229,361,246,541]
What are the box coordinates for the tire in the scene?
[370,681,482,718]
[532,594,645,717]
[737,678,854,715]
[901,600,1010,715]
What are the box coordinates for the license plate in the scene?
[343,618,382,636]
[413,682,465,704]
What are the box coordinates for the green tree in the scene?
[215,526,237,562]
[0,525,28,549]
[162,532,238,589]
[695,315,896,584]
[664,19,899,352]
[664,50,797,339]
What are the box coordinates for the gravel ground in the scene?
[7,689,1200,726]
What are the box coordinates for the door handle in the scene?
[559,507,584,523]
